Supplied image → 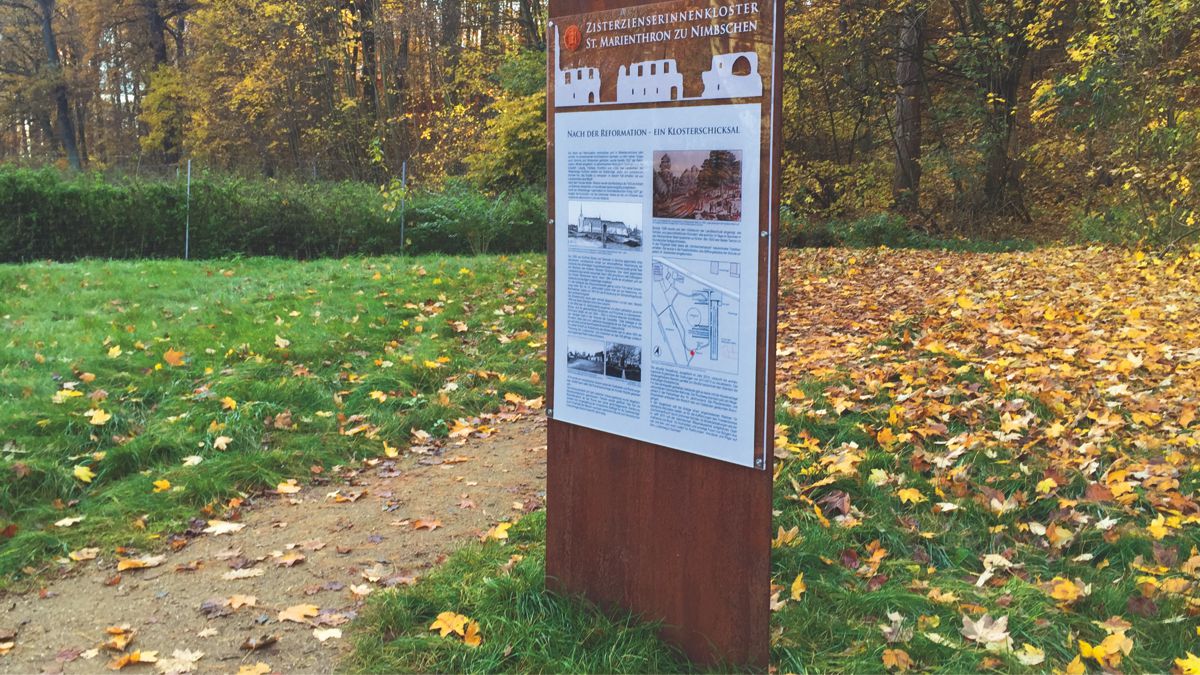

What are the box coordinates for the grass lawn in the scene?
[0,255,546,580]
[3,248,1200,674]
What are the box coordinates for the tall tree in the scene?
[891,1,925,212]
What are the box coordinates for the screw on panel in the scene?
[760,231,769,238]
[547,408,554,418]
[755,458,765,469]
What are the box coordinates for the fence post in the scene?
[399,159,407,255]
[184,159,192,260]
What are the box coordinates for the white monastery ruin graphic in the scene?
[553,24,763,107]
[617,59,684,103]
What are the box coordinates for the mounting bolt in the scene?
[760,230,769,238]
[546,408,554,418]
[755,458,765,469]
[549,219,555,225]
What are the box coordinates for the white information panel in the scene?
[552,104,762,467]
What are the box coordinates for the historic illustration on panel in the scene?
[652,150,742,221]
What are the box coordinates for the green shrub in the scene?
[0,166,547,261]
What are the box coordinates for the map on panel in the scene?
[650,257,741,374]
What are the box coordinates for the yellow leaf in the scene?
[237,663,271,675]
[1148,514,1170,540]
[790,573,806,600]
[486,522,512,541]
[877,427,897,448]
[1015,643,1045,666]
[772,526,799,548]
[1036,477,1058,494]
[277,604,319,624]
[955,295,977,310]
[74,465,96,483]
[881,648,912,672]
[1181,406,1196,429]
[213,436,232,450]
[88,409,112,426]
[369,390,387,403]
[107,345,122,358]
[152,479,171,493]
[429,611,469,637]
[897,488,926,505]
[1064,655,1087,675]
[785,388,806,401]
[228,594,257,609]
[220,397,237,411]
[382,441,399,458]
[109,650,157,670]
[276,479,301,494]
[463,621,482,647]
[163,348,185,367]
[1178,652,1200,675]
[274,335,291,349]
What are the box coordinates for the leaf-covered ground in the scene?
[3,247,1200,673]
[770,247,1200,673]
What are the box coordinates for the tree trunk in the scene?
[441,0,461,71]
[142,0,169,66]
[37,0,81,171]
[891,2,925,213]
[976,39,1029,220]
[355,0,378,117]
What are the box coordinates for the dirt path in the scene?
[0,416,547,674]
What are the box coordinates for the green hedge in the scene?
[0,167,547,261]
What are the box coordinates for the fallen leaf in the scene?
[69,547,100,562]
[152,479,171,493]
[276,480,301,495]
[202,520,244,535]
[1015,643,1046,666]
[54,516,85,528]
[882,648,912,672]
[109,650,157,670]
[221,569,263,580]
[228,595,257,609]
[463,621,482,647]
[236,663,271,675]
[154,649,203,674]
[239,635,278,652]
[117,555,166,571]
[790,573,806,600]
[277,604,319,624]
[312,628,342,642]
[74,465,96,483]
[275,552,305,567]
[429,611,468,637]
[163,349,185,367]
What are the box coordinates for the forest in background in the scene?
[0,0,1198,245]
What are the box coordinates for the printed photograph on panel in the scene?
[652,150,742,222]
[604,342,642,382]
[567,200,643,250]
[566,337,606,376]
